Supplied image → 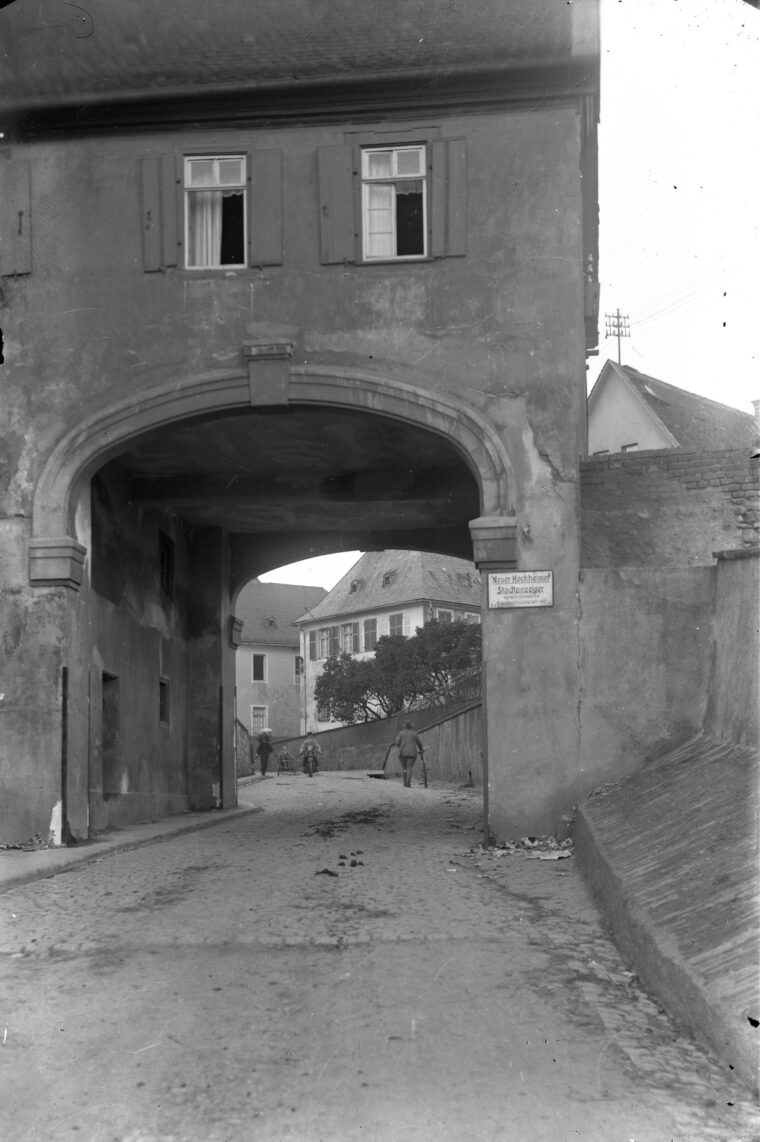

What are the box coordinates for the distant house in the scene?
[295,550,481,731]
[587,361,757,456]
[235,581,326,738]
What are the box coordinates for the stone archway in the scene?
[30,359,516,587]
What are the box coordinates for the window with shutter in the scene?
[0,159,32,277]
[363,618,377,652]
[140,155,177,273]
[317,134,467,266]
[141,150,282,272]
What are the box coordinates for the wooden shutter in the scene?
[317,145,356,264]
[141,155,178,272]
[309,630,317,661]
[430,139,467,258]
[0,159,32,276]
[249,150,283,266]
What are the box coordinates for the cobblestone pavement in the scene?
[1,773,758,1142]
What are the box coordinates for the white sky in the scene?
[265,0,760,591]
[594,0,759,411]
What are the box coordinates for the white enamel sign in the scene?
[487,570,553,609]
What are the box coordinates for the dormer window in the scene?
[382,571,396,588]
[349,580,362,594]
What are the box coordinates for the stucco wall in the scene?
[87,471,196,829]
[1,108,586,507]
[577,566,715,793]
[0,574,67,842]
[235,644,303,739]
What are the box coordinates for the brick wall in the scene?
[581,447,759,566]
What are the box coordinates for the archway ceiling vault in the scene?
[103,405,479,546]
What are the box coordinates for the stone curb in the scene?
[574,801,759,1098]
[0,803,261,895]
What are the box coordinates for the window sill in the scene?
[174,267,277,278]
[359,256,434,267]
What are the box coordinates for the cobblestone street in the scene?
[1,773,758,1142]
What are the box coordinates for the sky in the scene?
[265,0,760,591]
[593,0,759,410]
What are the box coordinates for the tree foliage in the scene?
[314,620,481,725]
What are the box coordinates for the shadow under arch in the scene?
[30,364,516,581]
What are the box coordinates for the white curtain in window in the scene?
[365,184,393,258]
[188,190,222,267]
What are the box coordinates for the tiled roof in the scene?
[296,550,480,624]
[618,365,757,452]
[0,0,574,108]
[236,581,326,647]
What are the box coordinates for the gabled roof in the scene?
[235,581,326,647]
[588,361,757,452]
[0,0,591,111]
[296,550,480,624]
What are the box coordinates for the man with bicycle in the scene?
[395,721,424,788]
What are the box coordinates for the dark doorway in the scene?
[101,673,120,797]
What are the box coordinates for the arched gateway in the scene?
[25,361,518,844]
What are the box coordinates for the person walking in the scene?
[255,730,273,777]
[395,721,424,788]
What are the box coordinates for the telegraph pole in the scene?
[604,309,630,364]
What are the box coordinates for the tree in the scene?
[313,653,384,724]
[314,620,481,725]
[405,619,482,705]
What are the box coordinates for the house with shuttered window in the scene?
[234,580,326,740]
[0,0,601,846]
[295,551,481,731]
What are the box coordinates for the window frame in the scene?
[340,622,360,655]
[251,705,267,733]
[363,618,378,652]
[316,700,331,724]
[183,153,248,271]
[252,653,267,683]
[317,625,340,660]
[388,612,404,638]
[360,144,428,263]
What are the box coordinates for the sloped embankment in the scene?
[575,734,759,1095]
